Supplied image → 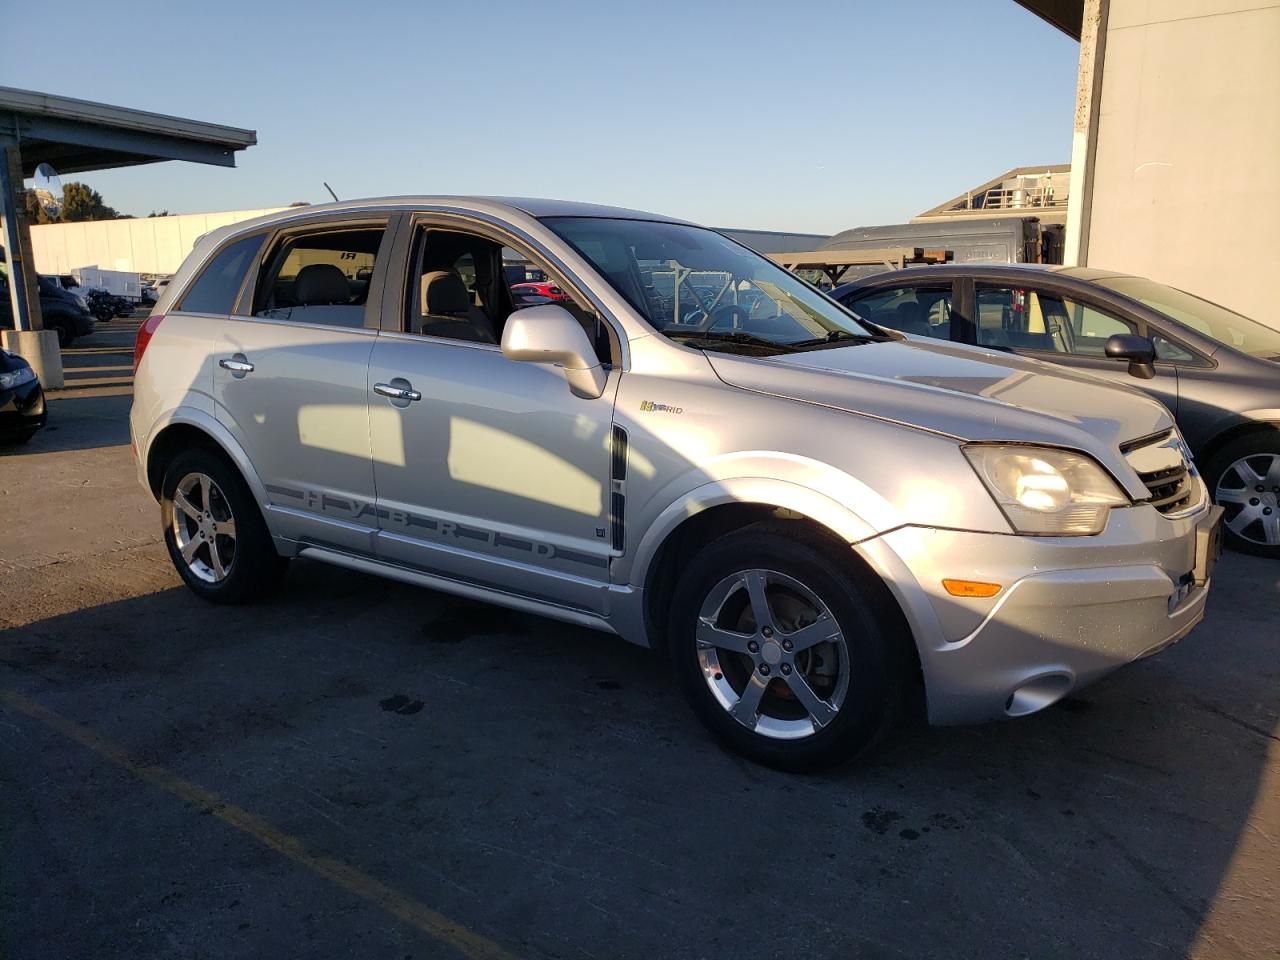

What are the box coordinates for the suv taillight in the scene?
[134,314,164,372]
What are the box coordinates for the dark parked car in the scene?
[831,264,1280,558]
[0,272,96,346]
[0,349,45,444]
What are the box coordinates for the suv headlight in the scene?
[0,365,37,390]
[963,444,1129,535]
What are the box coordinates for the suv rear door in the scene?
[212,215,398,555]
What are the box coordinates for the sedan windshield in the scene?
[543,217,880,355]
[1097,276,1280,360]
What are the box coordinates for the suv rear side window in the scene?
[178,235,264,315]
[840,285,952,340]
[254,227,384,327]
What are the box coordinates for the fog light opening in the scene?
[1005,673,1074,717]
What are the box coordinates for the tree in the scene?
[59,182,124,222]
[20,181,126,223]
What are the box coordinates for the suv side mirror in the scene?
[501,304,608,399]
[1105,333,1157,380]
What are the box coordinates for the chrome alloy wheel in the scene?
[696,569,849,740]
[1215,453,1280,548]
[171,472,238,583]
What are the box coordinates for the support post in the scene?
[1,145,63,388]
[1063,0,1108,267]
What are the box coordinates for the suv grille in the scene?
[1122,429,1198,515]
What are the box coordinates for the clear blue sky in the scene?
[1,0,1079,233]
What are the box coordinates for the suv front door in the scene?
[367,218,620,613]
[213,217,395,555]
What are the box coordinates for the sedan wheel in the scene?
[170,471,238,582]
[1215,453,1280,550]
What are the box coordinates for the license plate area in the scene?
[1168,571,1195,613]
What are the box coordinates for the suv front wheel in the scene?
[160,448,287,603]
[668,523,907,772]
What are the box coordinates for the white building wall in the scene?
[1083,0,1280,328]
[30,208,286,275]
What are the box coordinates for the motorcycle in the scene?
[84,289,134,322]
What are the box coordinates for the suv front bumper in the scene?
[857,500,1221,725]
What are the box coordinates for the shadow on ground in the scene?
[0,392,133,457]
[1,554,1276,960]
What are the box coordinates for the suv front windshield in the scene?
[543,217,880,355]
[1097,276,1280,360]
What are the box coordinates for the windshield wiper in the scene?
[664,330,798,354]
[788,330,883,350]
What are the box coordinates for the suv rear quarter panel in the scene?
[131,312,219,467]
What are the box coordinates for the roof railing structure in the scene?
[769,247,953,287]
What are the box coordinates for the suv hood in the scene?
[706,338,1172,471]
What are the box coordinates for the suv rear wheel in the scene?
[1205,432,1280,558]
[160,448,287,603]
[667,523,907,772]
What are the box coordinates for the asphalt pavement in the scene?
[1,319,1276,960]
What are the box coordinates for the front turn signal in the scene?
[942,579,1002,599]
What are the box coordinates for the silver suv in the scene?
[131,198,1222,770]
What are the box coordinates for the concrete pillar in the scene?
[1,329,63,388]
[1,145,62,389]
[1063,0,1108,266]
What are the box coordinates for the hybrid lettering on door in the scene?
[264,484,607,568]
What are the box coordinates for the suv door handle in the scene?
[219,356,254,374]
[373,381,422,402]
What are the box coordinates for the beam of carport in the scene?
[1012,0,1085,39]
[0,87,255,388]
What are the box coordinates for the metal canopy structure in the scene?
[0,86,256,176]
[0,87,255,386]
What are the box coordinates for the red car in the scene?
[510,281,566,301]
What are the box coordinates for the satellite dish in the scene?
[31,163,63,218]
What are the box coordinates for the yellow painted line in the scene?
[1,689,517,960]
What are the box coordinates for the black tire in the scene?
[667,522,909,772]
[46,317,73,348]
[160,447,287,603]
[1204,432,1280,559]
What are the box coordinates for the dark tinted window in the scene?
[179,235,264,314]
[842,285,952,340]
